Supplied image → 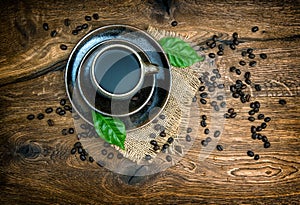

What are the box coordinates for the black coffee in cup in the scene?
[93,47,142,95]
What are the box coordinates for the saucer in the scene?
[65,25,171,130]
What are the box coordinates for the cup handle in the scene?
[142,62,160,75]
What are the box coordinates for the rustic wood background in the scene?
[0,0,299,204]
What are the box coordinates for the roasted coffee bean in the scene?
[206,137,212,142]
[64,18,71,26]
[72,30,78,35]
[202,115,207,120]
[251,126,256,133]
[76,25,83,31]
[211,101,217,107]
[224,113,230,118]
[47,119,54,126]
[167,137,174,144]
[101,149,107,155]
[220,101,226,108]
[240,96,246,103]
[232,32,238,39]
[154,124,161,131]
[241,84,247,90]
[166,155,172,162]
[60,44,67,50]
[61,128,68,135]
[241,50,247,57]
[247,150,254,157]
[208,86,215,92]
[70,147,76,155]
[107,153,114,159]
[245,94,251,102]
[117,153,123,159]
[218,83,225,89]
[261,122,267,129]
[209,41,216,49]
[216,95,224,101]
[27,114,35,120]
[214,130,221,138]
[186,135,191,142]
[200,120,207,127]
[217,50,224,56]
[252,133,258,140]
[208,53,216,58]
[85,15,92,21]
[232,93,240,98]
[63,105,71,111]
[218,44,224,51]
[162,144,169,150]
[200,92,208,98]
[204,128,210,135]
[248,110,255,115]
[244,71,251,79]
[216,145,223,151]
[45,107,53,114]
[250,102,255,108]
[248,117,255,122]
[251,26,259,32]
[80,154,86,161]
[200,98,207,104]
[256,126,262,132]
[233,39,239,46]
[43,23,49,31]
[77,147,83,154]
[254,154,260,160]
[264,117,271,122]
[210,76,216,82]
[199,86,206,91]
[229,66,236,72]
[254,84,262,91]
[68,128,74,134]
[89,156,94,162]
[260,53,267,59]
[74,141,82,148]
[235,69,241,75]
[192,96,197,102]
[262,135,268,142]
[201,140,208,147]
[230,112,237,118]
[257,114,265,120]
[247,48,254,54]
[150,140,157,146]
[171,20,178,27]
[50,30,57,37]
[92,13,99,20]
[279,99,287,105]
[264,141,271,148]
[82,23,88,29]
[37,113,44,120]
[187,127,192,133]
[257,133,262,140]
[249,61,257,67]
[254,101,260,108]
[59,110,66,116]
[239,60,246,66]
[60,99,66,106]
[214,105,220,111]
[153,145,160,151]
[160,130,166,137]
[229,43,236,50]
[212,35,218,41]
[248,53,255,59]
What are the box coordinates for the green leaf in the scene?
[159,37,204,68]
[91,111,126,150]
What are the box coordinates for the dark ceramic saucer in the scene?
[65,25,171,130]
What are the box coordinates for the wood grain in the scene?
[0,0,299,204]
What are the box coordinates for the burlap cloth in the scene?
[75,26,218,174]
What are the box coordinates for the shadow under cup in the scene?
[80,41,155,117]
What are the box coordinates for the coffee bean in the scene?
[192,96,197,102]
[68,128,74,134]
[257,114,264,120]
[154,124,161,131]
[208,53,216,58]
[60,44,67,50]
[264,117,271,122]
[260,53,267,59]
[47,119,54,126]
[239,60,246,66]
[60,99,66,106]
[117,153,123,159]
[229,43,236,50]
[249,61,257,67]
[88,156,94,162]
[45,107,53,114]
[201,140,208,147]
[43,23,49,31]
[218,44,224,51]
[245,79,251,85]
[200,120,207,127]
[216,145,223,151]
[208,86,215,92]
[220,101,226,108]
[224,113,230,118]
[248,117,255,122]
[261,122,267,129]
[248,110,255,115]
[262,135,268,142]
[167,137,174,144]
[247,48,254,54]
[201,115,207,121]
[82,23,88,29]
[70,147,76,155]
[59,110,66,116]
[143,154,151,161]
[27,114,35,120]
[50,30,57,37]
[247,150,254,157]
[85,15,92,21]
[64,18,71,26]
[214,105,220,111]
[206,137,212,142]
[159,130,166,137]
[61,128,68,136]
[255,84,262,91]
[159,114,166,120]
[241,51,247,57]
[248,53,255,59]
[230,112,237,118]
[209,42,216,49]
[217,51,224,56]
[264,141,271,148]
[150,140,157,146]
[232,93,240,98]
[211,101,217,107]
[171,20,178,27]
[76,25,83,31]
[235,69,241,75]
[200,98,207,104]
[245,94,251,102]
[250,102,255,108]
[204,128,210,135]
[252,133,258,140]
[254,101,261,108]
[216,95,224,101]
[214,130,221,138]
[92,13,99,20]
[37,113,44,120]
[218,84,225,89]
[229,66,236,72]
[199,86,206,92]
[254,154,260,160]
[187,128,192,133]
[279,99,286,105]
[162,144,169,150]
[256,126,262,132]
[244,72,251,79]
[251,126,256,133]
[251,26,259,32]
[101,149,107,155]
[233,39,239,46]
[185,135,191,142]
[80,154,86,161]
[72,30,78,35]
[153,145,160,151]
[107,153,114,159]
[74,142,82,148]
[200,92,208,98]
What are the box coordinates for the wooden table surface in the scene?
[0,0,299,204]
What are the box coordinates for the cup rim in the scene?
[90,43,144,99]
